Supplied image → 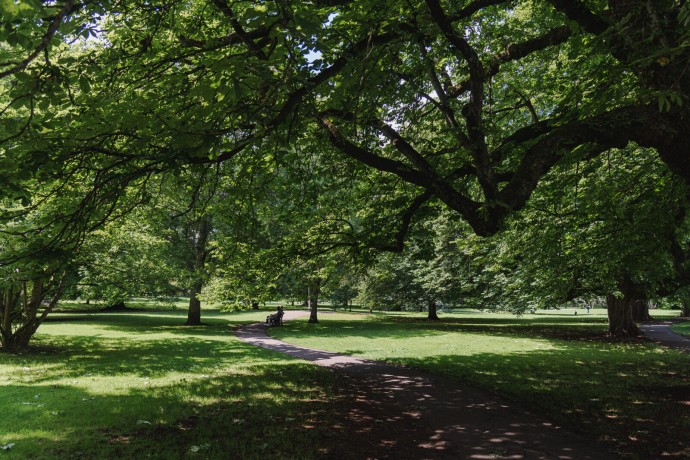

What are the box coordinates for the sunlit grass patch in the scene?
[272,309,690,459]
[0,309,343,459]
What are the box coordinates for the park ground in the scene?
[0,303,688,459]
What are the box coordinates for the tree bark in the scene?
[185,280,203,326]
[606,294,640,337]
[630,299,653,322]
[607,274,650,337]
[308,282,320,324]
[681,302,690,318]
[185,218,210,326]
[1,275,65,353]
[427,299,440,320]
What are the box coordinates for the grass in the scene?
[0,307,346,459]
[672,320,690,338]
[3,303,688,459]
[271,308,690,459]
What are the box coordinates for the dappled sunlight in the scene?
[265,311,690,458]
[16,337,299,383]
[1,311,355,457]
[1,336,344,458]
[396,346,689,457]
[4,309,687,458]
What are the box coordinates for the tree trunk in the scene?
[606,294,641,337]
[1,275,65,353]
[184,218,210,326]
[427,299,440,320]
[630,299,653,322]
[185,279,203,326]
[251,301,260,310]
[308,282,320,324]
[681,302,690,318]
[105,300,128,311]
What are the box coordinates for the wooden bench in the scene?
[266,308,284,327]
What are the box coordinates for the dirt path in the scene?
[639,319,690,353]
[235,311,613,459]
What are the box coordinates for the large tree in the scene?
[467,147,685,335]
[4,0,690,337]
[5,1,690,234]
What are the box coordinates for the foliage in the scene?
[3,0,690,340]
[73,214,180,304]
[459,148,685,313]
[5,0,690,243]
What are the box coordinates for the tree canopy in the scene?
[2,0,690,346]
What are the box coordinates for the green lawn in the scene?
[672,320,690,338]
[2,306,688,459]
[271,308,690,459]
[0,308,344,459]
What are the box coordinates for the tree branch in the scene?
[546,0,610,35]
[448,26,572,99]
[211,0,270,59]
[0,0,79,79]
[426,0,494,200]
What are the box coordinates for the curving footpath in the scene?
[235,311,614,459]
[639,319,690,353]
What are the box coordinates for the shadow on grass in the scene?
[2,316,364,459]
[396,347,690,459]
[268,314,688,458]
[22,335,291,381]
[1,362,347,460]
[274,315,613,343]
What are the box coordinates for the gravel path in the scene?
[235,311,614,459]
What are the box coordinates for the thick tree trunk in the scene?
[1,275,65,353]
[606,294,641,337]
[105,300,128,311]
[185,280,203,326]
[427,299,440,320]
[681,302,690,318]
[184,218,210,326]
[607,274,649,337]
[630,299,653,322]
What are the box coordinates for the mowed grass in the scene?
[271,308,690,459]
[0,308,344,459]
[672,320,690,338]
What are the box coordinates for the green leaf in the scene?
[79,76,91,94]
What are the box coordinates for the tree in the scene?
[358,210,468,319]
[74,216,180,306]
[6,1,690,241]
[459,147,683,335]
[4,0,690,339]
[0,266,67,352]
